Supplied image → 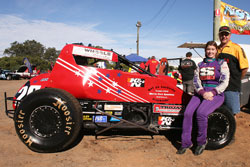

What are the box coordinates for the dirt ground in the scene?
[0,80,250,167]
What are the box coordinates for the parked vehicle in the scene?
[0,69,20,80]
[4,43,235,153]
[14,65,39,79]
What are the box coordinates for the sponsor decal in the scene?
[128,78,145,87]
[153,104,183,115]
[148,86,175,102]
[114,111,122,116]
[40,78,49,82]
[104,104,123,111]
[83,115,92,121]
[200,67,215,80]
[105,111,113,115]
[110,117,122,122]
[72,46,113,61]
[148,85,175,92]
[93,116,107,123]
[158,116,175,126]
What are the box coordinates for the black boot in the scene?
[176,145,192,155]
[194,142,207,155]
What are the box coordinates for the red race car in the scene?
[5,43,235,153]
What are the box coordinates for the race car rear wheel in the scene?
[14,88,83,153]
[206,105,236,150]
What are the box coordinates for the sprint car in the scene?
[5,43,235,153]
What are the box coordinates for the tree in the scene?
[1,40,59,71]
[43,47,59,62]
[4,40,45,58]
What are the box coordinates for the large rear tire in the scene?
[206,105,236,150]
[14,88,83,153]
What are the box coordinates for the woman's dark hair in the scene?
[205,41,218,58]
[205,41,218,50]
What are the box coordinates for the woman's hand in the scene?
[203,91,214,101]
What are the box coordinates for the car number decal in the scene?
[16,85,41,102]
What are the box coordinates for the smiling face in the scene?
[219,32,231,46]
[205,45,217,59]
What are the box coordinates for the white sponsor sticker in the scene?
[104,104,123,111]
[72,46,113,61]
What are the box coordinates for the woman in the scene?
[177,41,230,155]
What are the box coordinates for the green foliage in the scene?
[94,45,103,49]
[0,40,59,71]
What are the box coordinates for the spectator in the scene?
[145,56,159,74]
[177,41,230,155]
[178,52,197,95]
[158,57,169,75]
[217,26,249,117]
[139,62,146,70]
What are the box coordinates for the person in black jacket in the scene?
[178,52,197,95]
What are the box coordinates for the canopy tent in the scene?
[125,53,147,62]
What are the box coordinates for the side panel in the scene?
[46,44,190,104]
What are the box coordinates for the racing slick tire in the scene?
[206,105,236,150]
[14,88,83,153]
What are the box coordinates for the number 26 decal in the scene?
[16,85,41,101]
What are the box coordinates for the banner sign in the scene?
[220,1,250,35]
[23,57,33,74]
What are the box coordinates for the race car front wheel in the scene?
[206,105,236,150]
[14,88,82,153]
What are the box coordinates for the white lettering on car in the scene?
[16,85,41,102]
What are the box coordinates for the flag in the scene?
[23,57,33,74]
[220,1,250,35]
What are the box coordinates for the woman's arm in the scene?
[214,61,230,94]
[193,64,204,95]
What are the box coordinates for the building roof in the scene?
[178,42,206,49]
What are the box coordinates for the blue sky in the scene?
[0,0,250,60]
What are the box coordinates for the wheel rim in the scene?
[207,112,230,143]
[30,106,63,138]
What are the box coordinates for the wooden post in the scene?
[213,0,221,43]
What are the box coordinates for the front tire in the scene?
[206,105,236,150]
[14,88,83,153]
